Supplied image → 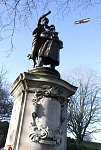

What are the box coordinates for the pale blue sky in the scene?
[0,4,101,83]
[0,3,101,142]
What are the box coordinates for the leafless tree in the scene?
[0,0,101,54]
[0,66,13,121]
[65,67,101,148]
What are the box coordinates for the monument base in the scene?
[5,67,77,150]
[28,67,60,78]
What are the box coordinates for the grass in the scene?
[82,140,101,150]
[67,137,101,150]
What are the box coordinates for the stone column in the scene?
[5,67,77,150]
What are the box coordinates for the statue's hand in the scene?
[48,11,51,14]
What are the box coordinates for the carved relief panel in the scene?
[29,85,67,146]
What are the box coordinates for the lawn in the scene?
[67,137,101,150]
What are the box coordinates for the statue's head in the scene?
[49,25,55,31]
[41,17,49,25]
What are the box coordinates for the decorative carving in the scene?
[29,86,67,145]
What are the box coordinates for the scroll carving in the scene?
[29,86,67,145]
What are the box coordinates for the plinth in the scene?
[5,67,77,150]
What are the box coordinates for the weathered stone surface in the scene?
[5,67,77,150]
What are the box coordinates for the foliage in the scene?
[66,67,101,147]
[0,121,9,149]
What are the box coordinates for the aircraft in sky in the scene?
[74,18,90,24]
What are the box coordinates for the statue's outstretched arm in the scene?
[37,11,51,26]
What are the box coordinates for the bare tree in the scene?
[65,67,101,147]
[0,66,13,121]
[0,0,101,54]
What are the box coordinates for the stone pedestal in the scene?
[5,67,77,150]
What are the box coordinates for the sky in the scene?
[0,5,101,82]
[1,4,101,83]
[0,2,101,143]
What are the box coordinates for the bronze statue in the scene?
[27,11,63,69]
[38,25,63,69]
[27,11,51,67]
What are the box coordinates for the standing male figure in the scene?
[27,11,51,67]
[38,25,63,69]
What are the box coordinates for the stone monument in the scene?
[4,11,77,150]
